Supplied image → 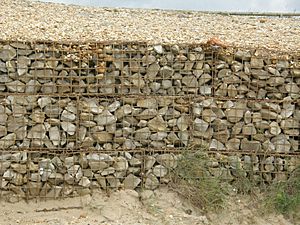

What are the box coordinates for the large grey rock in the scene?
[152,165,168,177]
[6,81,25,93]
[177,115,190,131]
[270,122,281,135]
[144,173,159,190]
[61,110,76,122]
[137,98,157,109]
[148,116,167,132]
[123,174,141,189]
[202,109,217,122]
[271,135,291,152]
[194,118,209,132]
[146,63,160,80]
[0,46,16,61]
[241,139,261,151]
[61,122,76,135]
[225,138,240,150]
[113,156,128,171]
[92,132,113,143]
[145,156,156,170]
[27,124,46,139]
[209,139,225,150]
[160,66,174,78]
[225,102,246,123]
[0,134,16,149]
[94,110,117,126]
[285,83,300,99]
[156,154,177,169]
[242,124,257,135]
[49,126,60,146]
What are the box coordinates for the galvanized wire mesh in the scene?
[0,40,299,201]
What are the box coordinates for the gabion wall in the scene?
[0,41,299,201]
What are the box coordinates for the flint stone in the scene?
[0,46,16,61]
[113,156,128,171]
[46,186,62,199]
[0,133,16,148]
[145,156,156,170]
[241,139,261,151]
[285,83,300,99]
[271,135,291,152]
[0,126,7,137]
[225,102,246,123]
[177,115,190,131]
[193,118,209,132]
[226,138,240,150]
[152,165,168,177]
[213,129,230,143]
[92,132,113,143]
[261,109,278,120]
[37,97,52,109]
[235,50,251,61]
[202,109,217,122]
[144,173,159,190]
[49,126,60,146]
[154,45,164,54]
[79,177,91,188]
[100,167,115,176]
[156,154,177,169]
[95,110,117,126]
[280,118,298,129]
[160,66,174,78]
[137,98,157,109]
[28,182,42,196]
[123,174,141,189]
[242,124,257,135]
[61,122,76,135]
[146,63,160,80]
[148,116,167,132]
[61,110,76,122]
[209,139,225,150]
[6,81,25,92]
[44,104,63,118]
[270,122,281,135]
[11,164,27,174]
[27,124,46,140]
[106,176,121,188]
[130,73,145,88]
[276,60,289,69]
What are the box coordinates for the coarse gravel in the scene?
[0,0,299,52]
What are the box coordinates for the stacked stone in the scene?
[0,151,298,201]
[0,43,299,98]
[0,41,299,199]
[0,151,178,200]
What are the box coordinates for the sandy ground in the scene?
[0,188,297,225]
[0,0,299,52]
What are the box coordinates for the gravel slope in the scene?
[0,0,299,51]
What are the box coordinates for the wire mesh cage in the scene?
[0,40,299,201]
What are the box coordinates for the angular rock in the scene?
[156,154,177,169]
[148,116,167,132]
[152,165,168,177]
[144,173,159,190]
[92,132,113,143]
[123,174,141,189]
[0,133,16,148]
[241,139,261,151]
[61,122,76,135]
[176,115,190,131]
[94,110,117,126]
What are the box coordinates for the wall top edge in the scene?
[0,39,299,58]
